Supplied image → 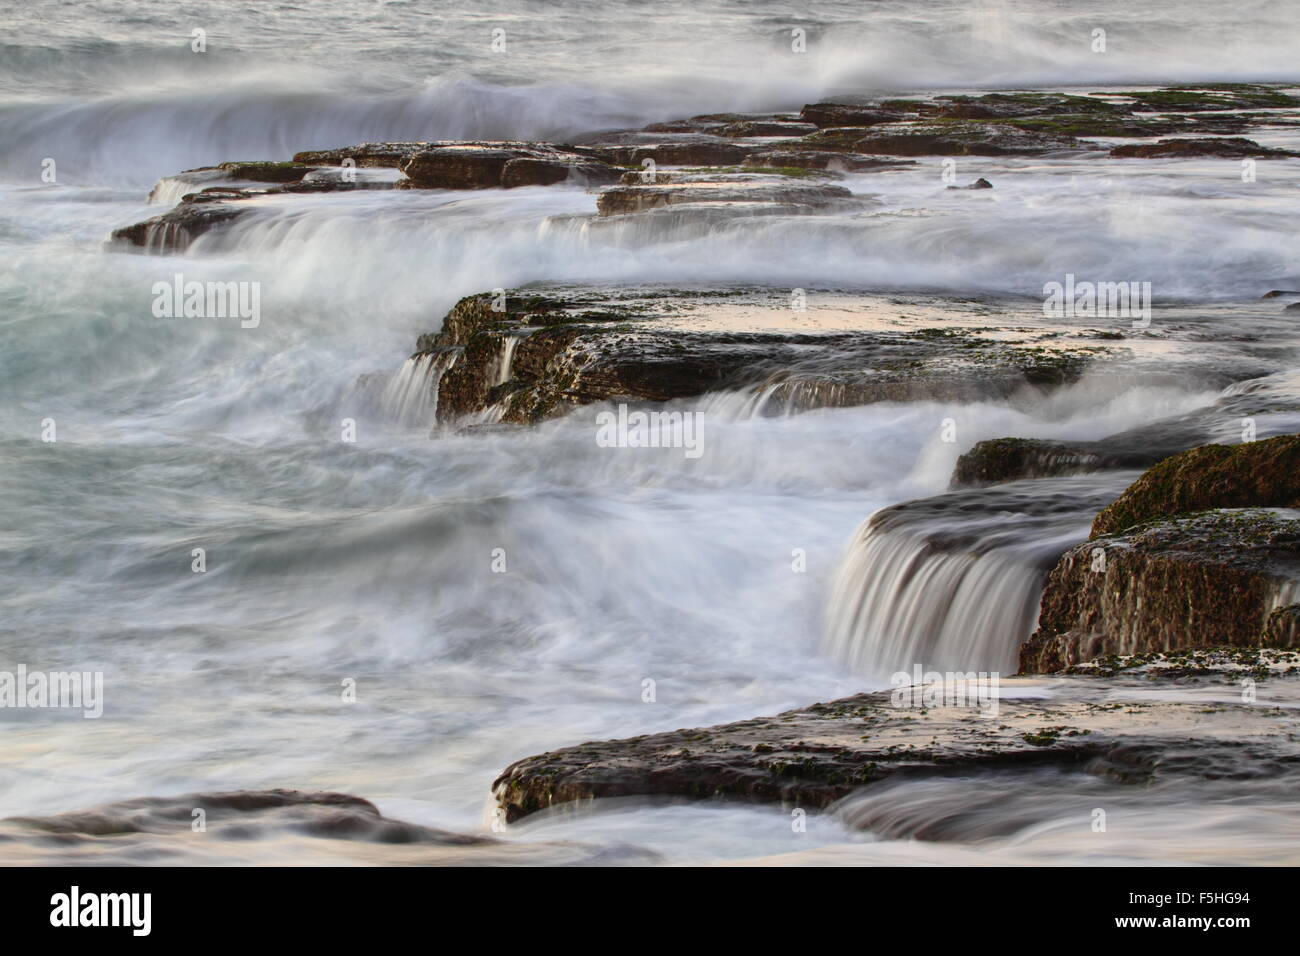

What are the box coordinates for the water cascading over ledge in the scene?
[381,348,461,428]
[823,473,1137,677]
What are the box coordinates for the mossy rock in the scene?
[1091,434,1300,536]
[217,161,317,183]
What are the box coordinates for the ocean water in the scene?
[2,0,1299,865]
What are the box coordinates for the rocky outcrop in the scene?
[791,122,1084,156]
[717,119,817,138]
[1091,435,1300,535]
[415,288,1129,426]
[951,437,1149,487]
[115,83,1300,256]
[594,174,861,216]
[398,143,620,189]
[109,199,248,252]
[798,103,911,128]
[216,160,319,183]
[951,372,1300,488]
[1019,509,1300,673]
[1110,137,1300,159]
[742,150,916,172]
[493,674,1300,822]
[584,136,753,167]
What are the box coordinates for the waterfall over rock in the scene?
[824,473,1137,677]
[381,349,460,428]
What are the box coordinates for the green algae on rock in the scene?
[1091,435,1300,536]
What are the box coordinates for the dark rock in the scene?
[1263,605,1300,645]
[799,122,1084,156]
[935,92,1123,119]
[595,175,859,216]
[1091,435,1300,536]
[216,161,318,183]
[1110,137,1300,159]
[501,156,622,188]
[948,177,993,190]
[400,146,527,188]
[109,201,246,252]
[743,150,917,172]
[798,103,911,128]
[292,142,432,167]
[1115,85,1300,113]
[951,437,1148,486]
[418,288,1127,426]
[492,676,1298,822]
[1020,509,1300,673]
[718,119,818,138]
[586,138,753,167]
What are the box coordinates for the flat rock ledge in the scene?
[492,677,1300,823]
[417,288,1121,425]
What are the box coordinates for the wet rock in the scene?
[948,177,993,190]
[743,150,917,172]
[1020,509,1300,673]
[0,788,489,844]
[1114,85,1300,113]
[1263,605,1300,645]
[718,119,818,138]
[935,92,1123,119]
[492,675,1300,822]
[292,142,433,167]
[420,288,1126,425]
[951,437,1146,486]
[114,176,393,251]
[397,143,617,189]
[595,175,860,216]
[801,122,1084,156]
[501,156,621,187]
[400,146,525,187]
[799,103,911,128]
[1091,435,1300,536]
[1110,137,1300,159]
[109,200,247,252]
[216,160,319,183]
[585,136,753,167]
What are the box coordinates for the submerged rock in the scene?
[492,674,1300,822]
[951,437,1148,486]
[793,122,1084,156]
[952,373,1300,488]
[594,175,860,216]
[1091,434,1300,536]
[1110,137,1300,159]
[1020,509,1300,673]
[109,200,247,252]
[742,150,916,172]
